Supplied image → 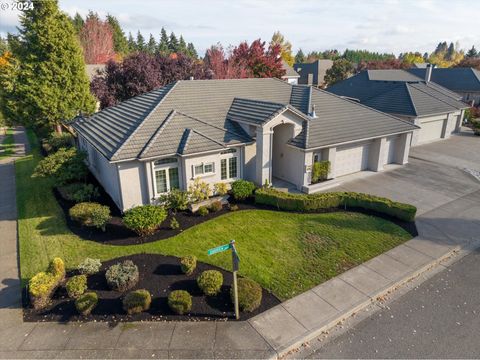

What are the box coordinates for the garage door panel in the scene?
[335,142,371,177]
[383,136,398,165]
[418,119,444,144]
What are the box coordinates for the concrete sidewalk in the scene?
[0,128,479,359]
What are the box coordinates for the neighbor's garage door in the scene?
[383,136,398,165]
[335,142,371,177]
[418,118,444,144]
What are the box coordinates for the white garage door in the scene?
[418,119,444,144]
[335,142,371,177]
[383,136,398,165]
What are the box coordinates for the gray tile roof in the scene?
[294,60,333,86]
[327,70,467,117]
[281,60,300,78]
[408,67,480,92]
[72,77,419,161]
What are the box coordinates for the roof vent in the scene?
[189,76,194,81]
[310,104,318,119]
[425,63,433,82]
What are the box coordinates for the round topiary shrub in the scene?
[75,292,98,316]
[209,200,223,212]
[197,206,209,216]
[105,260,139,292]
[77,258,102,275]
[231,180,256,200]
[58,183,99,203]
[232,278,262,312]
[28,257,66,310]
[69,202,111,231]
[123,205,167,236]
[66,275,87,299]
[168,290,192,315]
[197,270,223,296]
[180,255,197,275]
[123,289,152,315]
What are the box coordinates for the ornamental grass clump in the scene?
[168,290,192,315]
[232,278,263,312]
[66,275,87,299]
[28,257,66,310]
[75,292,98,316]
[105,260,139,292]
[123,205,167,236]
[180,255,197,275]
[69,202,111,231]
[123,289,152,315]
[197,270,223,296]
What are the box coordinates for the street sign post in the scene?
[207,240,240,319]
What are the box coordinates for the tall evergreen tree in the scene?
[295,49,305,64]
[178,35,187,55]
[136,31,145,52]
[71,12,84,34]
[146,33,156,54]
[0,0,95,131]
[187,42,197,59]
[0,36,8,55]
[168,32,179,53]
[466,45,478,58]
[106,14,129,56]
[127,32,136,52]
[446,42,455,60]
[157,27,169,55]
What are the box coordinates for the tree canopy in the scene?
[270,31,294,66]
[324,59,354,86]
[79,12,116,64]
[106,14,129,56]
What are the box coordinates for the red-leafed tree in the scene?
[79,12,116,64]
[357,58,409,71]
[231,39,285,78]
[455,57,480,71]
[204,44,251,79]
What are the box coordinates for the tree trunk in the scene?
[55,123,63,134]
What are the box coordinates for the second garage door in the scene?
[335,142,371,177]
[418,119,444,144]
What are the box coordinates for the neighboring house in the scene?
[85,64,106,81]
[327,68,468,146]
[293,60,334,87]
[408,67,480,106]
[281,60,300,84]
[71,78,417,211]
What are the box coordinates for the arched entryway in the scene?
[271,122,297,186]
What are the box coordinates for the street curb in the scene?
[272,244,461,359]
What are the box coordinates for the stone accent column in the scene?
[255,127,273,186]
[395,132,412,165]
[369,137,387,172]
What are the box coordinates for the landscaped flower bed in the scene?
[23,254,280,322]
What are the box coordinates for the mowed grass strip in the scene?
[0,128,14,158]
[17,130,411,300]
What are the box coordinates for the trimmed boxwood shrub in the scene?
[123,205,167,236]
[105,260,139,292]
[28,258,66,310]
[159,189,190,212]
[197,206,209,216]
[58,183,99,203]
[42,132,74,153]
[123,289,152,314]
[180,255,197,275]
[231,179,256,200]
[311,161,330,183]
[255,188,416,221]
[197,270,223,296]
[66,275,87,299]
[209,200,223,212]
[75,292,98,316]
[77,258,102,275]
[168,290,192,315]
[69,202,111,231]
[232,278,262,312]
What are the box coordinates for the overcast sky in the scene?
[0,0,478,56]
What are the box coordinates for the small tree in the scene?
[295,49,305,64]
[80,12,116,64]
[324,59,354,86]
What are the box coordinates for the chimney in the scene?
[425,64,433,82]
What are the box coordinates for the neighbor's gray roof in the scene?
[72,78,418,161]
[327,70,467,117]
[408,67,480,92]
[281,60,300,78]
[293,60,333,86]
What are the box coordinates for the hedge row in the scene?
[255,188,417,221]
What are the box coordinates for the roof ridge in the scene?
[232,97,286,107]
[404,83,419,116]
[409,82,466,110]
[471,68,480,84]
[177,128,192,155]
[190,128,228,148]
[111,81,178,161]
[312,86,420,128]
[138,109,177,158]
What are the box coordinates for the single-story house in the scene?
[71,78,418,211]
[281,60,300,84]
[408,67,480,106]
[293,60,334,88]
[326,68,468,146]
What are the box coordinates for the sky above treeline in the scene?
[0,0,478,56]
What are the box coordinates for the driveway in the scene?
[331,130,480,216]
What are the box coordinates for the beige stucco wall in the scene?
[117,161,149,211]
[243,143,257,183]
[272,123,305,187]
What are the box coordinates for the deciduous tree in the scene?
[79,12,116,64]
[231,39,284,78]
[270,31,294,66]
[204,44,250,79]
[324,59,354,86]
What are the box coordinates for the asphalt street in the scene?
[299,247,480,359]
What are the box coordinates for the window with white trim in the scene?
[153,158,179,194]
[220,152,238,180]
[193,162,215,176]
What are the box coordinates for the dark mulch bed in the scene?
[23,254,280,323]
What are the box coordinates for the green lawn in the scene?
[0,128,14,158]
[17,131,411,300]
